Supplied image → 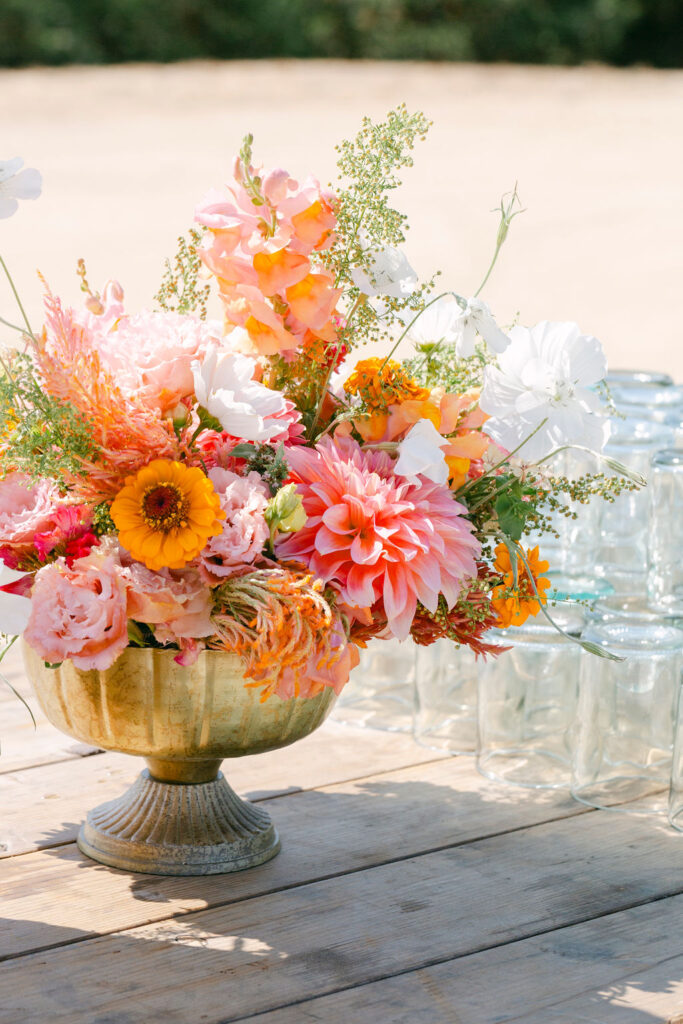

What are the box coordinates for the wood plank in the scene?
[1,809,682,1022]
[0,758,586,959]
[0,721,445,857]
[242,895,683,1024]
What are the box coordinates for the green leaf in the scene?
[494,479,530,541]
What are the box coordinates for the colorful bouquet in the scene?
[0,107,637,704]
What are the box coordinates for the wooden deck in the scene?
[1,645,683,1023]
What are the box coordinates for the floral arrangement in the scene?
[0,108,637,704]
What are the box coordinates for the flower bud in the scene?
[265,484,306,534]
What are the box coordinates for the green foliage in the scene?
[0,351,99,481]
[1,0,680,69]
[229,442,290,495]
[406,341,489,393]
[155,229,210,319]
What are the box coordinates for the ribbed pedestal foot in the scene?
[77,770,280,875]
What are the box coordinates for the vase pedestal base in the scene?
[77,769,280,875]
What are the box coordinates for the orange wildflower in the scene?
[344,358,429,415]
[491,543,551,628]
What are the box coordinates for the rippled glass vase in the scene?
[414,640,479,754]
[331,636,415,733]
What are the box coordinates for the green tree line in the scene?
[1,0,681,68]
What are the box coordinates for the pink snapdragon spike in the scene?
[24,549,129,671]
[197,469,270,583]
[277,437,481,640]
[194,156,340,359]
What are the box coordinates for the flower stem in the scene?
[378,290,466,374]
[456,418,549,499]
[0,255,35,340]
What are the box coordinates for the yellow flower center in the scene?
[141,483,189,531]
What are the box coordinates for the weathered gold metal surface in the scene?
[22,644,336,874]
[22,645,336,771]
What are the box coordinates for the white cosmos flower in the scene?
[452,297,510,357]
[350,244,418,299]
[394,418,449,486]
[479,320,609,461]
[0,158,42,219]
[0,563,32,636]
[407,297,462,346]
[192,336,289,443]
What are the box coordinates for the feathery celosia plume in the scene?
[276,436,481,639]
[35,292,179,501]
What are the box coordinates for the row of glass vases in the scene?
[332,367,683,825]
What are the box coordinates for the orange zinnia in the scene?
[491,543,551,628]
[111,459,224,571]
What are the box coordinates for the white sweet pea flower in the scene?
[394,418,449,486]
[0,158,42,219]
[407,297,461,346]
[351,244,418,299]
[479,320,609,461]
[0,563,32,636]
[192,336,289,443]
[452,297,510,357]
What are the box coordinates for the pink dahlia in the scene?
[197,468,270,582]
[277,437,481,639]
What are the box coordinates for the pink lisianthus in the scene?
[270,613,359,701]
[119,556,214,642]
[197,469,269,582]
[277,437,481,640]
[94,309,223,415]
[0,474,61,563]
[24,548,129,671]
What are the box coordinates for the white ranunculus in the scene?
[451,297,510,357]
[0,564,32,636]
[394,418,449,486]
[0,158,42,219]
[350,245,418,299]
[192,339,289,443]
[479,320,609,461]
[407,297,462,347]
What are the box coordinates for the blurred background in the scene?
[0,0,681,374]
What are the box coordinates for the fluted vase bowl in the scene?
[22,644,336,875]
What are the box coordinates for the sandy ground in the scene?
[0,59,681,377]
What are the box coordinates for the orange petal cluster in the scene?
[491,543,551,628]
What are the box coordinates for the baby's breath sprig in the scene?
[155,229,210,318]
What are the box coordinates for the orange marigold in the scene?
[343,358,429,415]
[491,543,551,628]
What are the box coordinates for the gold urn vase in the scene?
[22,643,336,875]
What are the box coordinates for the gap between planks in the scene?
[1,808,682,1023]
[0,755,589,960]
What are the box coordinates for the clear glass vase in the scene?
[647,450,683,617]
[571,621,683,813]
[414,640,479,754]
[668,679,683,832]
[477,618,584,789]
[526,449,602,577]
[606,369,675,389]
[597,419,674,591]
[331,636,415,733]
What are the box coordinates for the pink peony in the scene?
[0,474,61,562]
[24,548,129,671]
[277,437,481,640]
[197,469,270,582]
[94,308,223,415]
[118,555,214,642]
